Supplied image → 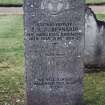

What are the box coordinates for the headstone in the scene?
[24,0,85,105]
[85,7,105,70]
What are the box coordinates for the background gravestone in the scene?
[24,0,85,105]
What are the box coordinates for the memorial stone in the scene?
[24,0,85,105]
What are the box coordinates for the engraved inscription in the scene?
[24,0,85,105]
[26,22,82,41]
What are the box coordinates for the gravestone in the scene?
[24,0,85,105]
[85,7,105,70]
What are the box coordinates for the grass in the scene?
[0,14,105,105]
[84,72,105,105]
[86,0,105,4]
[0,15,24,105]
[97,14,105,21]
[0,0,23,5]
[0,0,104,5]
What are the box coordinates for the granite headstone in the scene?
[24,0,85,105]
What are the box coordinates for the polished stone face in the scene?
[24,0,85,105]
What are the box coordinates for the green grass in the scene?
[0,14,105,105]
[0,15,24,105]
[0,0,23,5]
[86,0,105,4]
[97,14,105,21]
[84,72,105,105]
[0,0,104,5]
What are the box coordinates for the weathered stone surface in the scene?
[24,0,85,105]
[85,7,105,70]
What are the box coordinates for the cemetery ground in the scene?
[86,0,105,5]
[0,14,105,105]
[0,0,104,5]
[0,0,23,5]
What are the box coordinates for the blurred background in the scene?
[0,0,105,105]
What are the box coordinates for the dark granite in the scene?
[24,0,85,105]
